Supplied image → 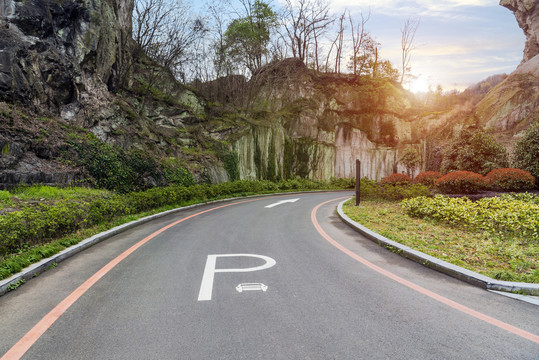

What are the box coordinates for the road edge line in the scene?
[336,199,539,296]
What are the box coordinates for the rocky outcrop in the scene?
[473,1,539,145]
[500,0,539,64]
[231,59,416,181]
[0,0,134,113]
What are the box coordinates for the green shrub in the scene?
[413,171,442,187]
[500,192,539,205]
[277,178,326,190]
[399,146,421,177]
[161,158,195,187]
[402,194,539,242]
[485,168,535,191]
[378,184,430,201]
[330,177,355,189]
[514,121,539,187]
[0,190,12,207]
[441,129,509,175]
[0,190,11,201]
[435,171,487,194]
[357,178,380,199]
[68,135,195,193]
[381,173,412,186]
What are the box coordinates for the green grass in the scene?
[10,185,110,201]
[0,190,13,208]
[342,199,538,283]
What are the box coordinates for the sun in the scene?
[408,76,431,94]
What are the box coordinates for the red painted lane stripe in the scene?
[1,197,267,360]
[311,198,539,344]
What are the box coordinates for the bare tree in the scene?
[349,9,370,75]
[133,0,207,79]
[208,1,232,79]
[325,9,346,73]
[400,17,420,85]
[282,0,333,64]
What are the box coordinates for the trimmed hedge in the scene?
[0,179,342,257]
[413,171,442,187]
[435,171,487,194]
[357,178,429,201]
[381,173,412,186]
[485,168,535,191]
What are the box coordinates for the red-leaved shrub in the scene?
[413,171,442,187]
[380,173,412,185]
[435,171,487,194]
[485,168,535,191]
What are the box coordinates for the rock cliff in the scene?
[500,0,539,64]
[0,0,134,112]
[231,59,417,181]
[0,0,536,189]
[473,0,539,148]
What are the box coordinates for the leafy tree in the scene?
[514,121,539,187]
[223,0,277,74]
[376,59,400,82]
[400,146,421,178]
[441,129,509,175]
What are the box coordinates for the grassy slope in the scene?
[342,199,538,284]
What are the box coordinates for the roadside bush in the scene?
[330,177,355,189]
[435,171,487,194]
[0,190,11,207]
[278,178,326,190]
[485,168,535,191]
[0,201,88,255]
[402,194,539,241]
[513,121,539,187]
[381,173,412,186]
[355,178,429,201]
[413,171,442,187]
[357,178,380,199]
[378,184,430,201]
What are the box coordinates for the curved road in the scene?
[0,192,538,359]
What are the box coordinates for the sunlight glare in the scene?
[409,76,431,94]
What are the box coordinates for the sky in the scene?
[332,0,526,92]
[190,0,526,93]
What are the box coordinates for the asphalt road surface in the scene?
[0,192,538,359]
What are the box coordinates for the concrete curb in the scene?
[0,190,349,297]
[337,199,539,296]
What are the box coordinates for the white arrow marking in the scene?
[264,198,300,208]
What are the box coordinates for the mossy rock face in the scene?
[0,0,133,108]
[476,73,539,133]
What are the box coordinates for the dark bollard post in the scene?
[355,159,361,206]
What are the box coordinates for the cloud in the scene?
[415,45,472,56]
[330,0,493,18]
